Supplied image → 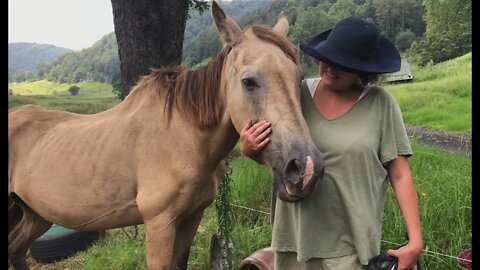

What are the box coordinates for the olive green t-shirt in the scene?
[271,79,412,265]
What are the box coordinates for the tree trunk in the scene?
[111,0,189,99]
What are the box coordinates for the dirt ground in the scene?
[406,125,471,158]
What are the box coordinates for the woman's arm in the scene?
[386,155,423,270]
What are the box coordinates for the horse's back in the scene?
[9,104,78,140]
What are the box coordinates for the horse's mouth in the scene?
[272,173,319,203]
[282,178,315,201]
[271,153,324,203]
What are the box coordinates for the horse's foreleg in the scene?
[172,209,206,269]
[8,196,52,270]
[143,213,178,270]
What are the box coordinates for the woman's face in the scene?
[318,61,360,91]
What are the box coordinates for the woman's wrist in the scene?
[406,239,423,254]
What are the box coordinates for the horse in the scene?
[8,2,324,269]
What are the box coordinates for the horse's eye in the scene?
[242,78,258,91]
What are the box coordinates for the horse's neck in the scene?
[118,84,237,164]
[203,115,239,165]
[167,113,238,171]
[202,74,239,164]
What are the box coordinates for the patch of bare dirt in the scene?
[406,125,471,158]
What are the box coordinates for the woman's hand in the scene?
[239,120,271,164]
[387,243,422,270]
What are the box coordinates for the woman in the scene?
[240,16,422,270]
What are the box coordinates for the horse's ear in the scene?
[273,12,289,37]
[212,1,242,46]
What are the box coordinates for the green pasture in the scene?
[384,53,472,133]
[8,80,120,114]
[8,79,116,97]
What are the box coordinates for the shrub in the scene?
[68,86,80,96]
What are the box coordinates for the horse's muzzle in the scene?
[273,150,324,203]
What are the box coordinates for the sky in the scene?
[8,0,115,51]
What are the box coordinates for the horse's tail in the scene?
[9,192,54,269]
[8,193,24,236]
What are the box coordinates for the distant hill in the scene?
[41,33,120,84]
[184,0,273,47]
[8,42,73,75]
[182,0,282,66]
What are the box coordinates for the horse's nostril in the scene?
[284,159,303,188]
[294,160,302,171]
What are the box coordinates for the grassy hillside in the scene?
[8,79,115,97]
[8,80,119,114]
[383,53,471,134]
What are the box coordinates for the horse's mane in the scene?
[136,24,298,130]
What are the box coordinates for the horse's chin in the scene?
[276,191,304,203]
[275,180,316,203]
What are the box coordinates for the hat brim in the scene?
[300,29,400,74]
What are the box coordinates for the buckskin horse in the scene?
[8,2,324,269]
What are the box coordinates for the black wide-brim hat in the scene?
[300,16,401,74]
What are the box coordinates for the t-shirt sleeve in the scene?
[379,96,413,165]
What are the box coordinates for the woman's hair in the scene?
[358,73,380,86]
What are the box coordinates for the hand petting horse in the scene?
[8,2,324,269]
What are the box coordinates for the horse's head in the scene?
[212,1,325,203]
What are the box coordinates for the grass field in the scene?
[8,79,116,97]
[8,80,120,114]
[8,53,471,270]
[385,53,472,133]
